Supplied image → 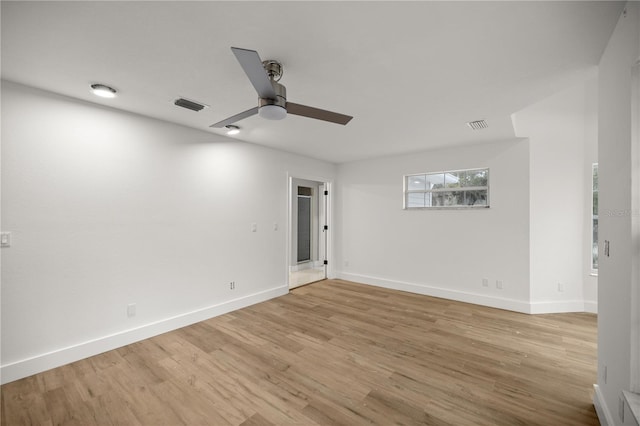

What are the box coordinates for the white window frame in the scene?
[591,163,598,273]
[403,168,490,210]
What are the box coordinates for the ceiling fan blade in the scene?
[286,102,353,125]
[231,47,276,99]
[209,106,259,128]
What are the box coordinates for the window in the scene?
[404,168,489,209]
[592,163,598,270]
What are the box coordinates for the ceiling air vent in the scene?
[174,98,208,112]
[466,119,488,130]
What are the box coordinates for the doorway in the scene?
[289,177,329,289]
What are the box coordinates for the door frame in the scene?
[630,58,640,393]
[286,173,333,289]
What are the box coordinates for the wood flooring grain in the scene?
[1,279,599,425]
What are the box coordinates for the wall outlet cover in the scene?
[127,303,136,317]
[0,232,11,247]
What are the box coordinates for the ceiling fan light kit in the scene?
[259,104,287,120]
[210,47,352,129]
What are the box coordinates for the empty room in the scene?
[1,1,639,425]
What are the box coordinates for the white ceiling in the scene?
[1,1,623,163]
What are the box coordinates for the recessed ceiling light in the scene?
[90,84,117,98]
[225,125,240,135]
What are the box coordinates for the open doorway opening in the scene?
[289,177,328,289]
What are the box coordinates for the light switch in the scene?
[1,232,11,247]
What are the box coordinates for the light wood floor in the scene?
[1,279,599,425]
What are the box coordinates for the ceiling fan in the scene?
[210,47,353,128]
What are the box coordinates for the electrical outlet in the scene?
[230,281,235,290]
[251,223,257,232]
[127,303,136,318]
[482,278,489,287]
[557,282,564,292]
[1,232,11,247]
[496,280,503,290]
[344,260,350,267]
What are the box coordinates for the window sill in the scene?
[623,391,640,426]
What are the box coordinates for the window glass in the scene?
[407,175,426,191]
[445,173,461,189]
[465,169,488,187]
[404,168,489,209]
[464,190,487,206]
[407,192,426,208]
[425,173,445,189]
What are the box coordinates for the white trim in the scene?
[630,59,640,393]
[404,167,490,209]
[592,163,599,271]
[337,272,596,315]
[286,173,334,288]
[528,300,587,314]
[0,285,287,385]
[584,300,598,314]
[593,384,615,426]
[623,391,640,426]
[336,272,531,313]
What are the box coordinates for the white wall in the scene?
[336,81,598,316]
[594,2,640,425]
[335,139,532,312]
[583,76,599,311]
[0,81,336,383]
[512,76,598,313]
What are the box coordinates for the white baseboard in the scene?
[336,272,596,315]
[336,272,531,313]
[584,300,598,314]
[529,300,588,314]
[593,384,615,426]
[1,285,288,385]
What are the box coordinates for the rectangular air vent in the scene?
[174,98,208,112]
[466,119,488,130]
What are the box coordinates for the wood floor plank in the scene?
[1,279,599,425]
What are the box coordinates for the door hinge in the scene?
[324,190,328,196]
[323,225,328,231]
[323,260,328,265]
